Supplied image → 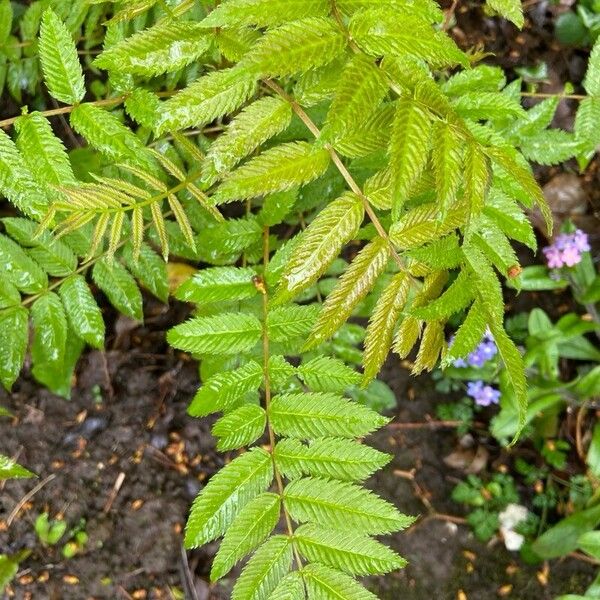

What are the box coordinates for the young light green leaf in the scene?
[412,320,445,375]
[185,448,273,548]
[0,455,35,480]
[211,493,281,582]
[267,304,320,342]
[59,275,105,349]
[213,142,330,204]
[94,21,211,77]
[212,404,266,452]
[363,272,411,384]
[303,563,379,600]
[39,9,85,104]
[486,0,524,28]
[168,313,262,356]
[284,477,414,535]
[306,237,390,348]
[269,392,388,439]
[277,192,364,303]
[275,438,391,482]
[432,120,463,216]
[175,267,258,304]
[412,270,474,321]
[443,300,487,367]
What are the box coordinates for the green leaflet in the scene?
[442,65,506,96]
[389,98,432,218]
[463,141,489,217]
[0,279,20,309]
[275,438,391,482]
[452,91,525,121]
[203,97,293,186]
[321,54,389,143]
[276,192,365,303]
[268,355,297,391]
[92,258,143,321]
[185,448,274,548]
[338,0,443,21]
[405,234,463,270]
[584,37,600,96]
[486,0,524,27]
[31,291,67,377]
[0,128,48,220]
[58,275,105,349]
[213,142,330,204]
[484,189,536,250]
[231,536,293,600]
[70,104,154,168]
[267,304,320,342]
[284,477,414,535]
[175,267,258,304]
[3,217,76,277]
[212,404,266,451]
[0,233,48,294]
[431,120,464,216]
[297,356,362,393]
[443,300,487,367]
[0,454,35,480]
[14,112,75,188]
[294,524,406,575]
[0,307,29,390]
[412,270,474,321]
[519,129,581,166]
[303,563,379,600]
[211,493,281,581]
[198,217,263,256]
[168,313,262,356]
[241,17,346,78]
[363,272,411,384]
[200,0,330,28]
[268,573,305,600]
[38,9,85,104]
[155,66,258,135]
[350,10,468,68]
[0,0,12,47]
[94,21,211,77]
[412,320,445,375]
[269,392,389,439]
[188,361,263,417]
[121,243,169,304]
[336,103,395,159]
[306,237,390,348]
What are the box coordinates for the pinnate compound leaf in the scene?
[156,66,258,135]
[0,454,35,480]
[285,477,414,535]
[275,438,391,482]
[188,361,263,417]
[306,237,390,348]
[185,448,273,548]
[213,142,330,204]
[203,97,293,185]
[0,307,29,390]
[294,524,406,575]
[363,272,411,384]
[95,21,211,76]
[232,537,293,600]
[168,313,262,356]
[39,9,85,104]
[211,493,281,582]
[175,267,258,304]
[93,258,143,321]
[303,563,378,600]
[241,17,346,78]
[212,404,266,452]
[277,193,364,302]
[297,356,361,393]
[59,275,104,349]
[269,393,388,439]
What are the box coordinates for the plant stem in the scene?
[259,226,303,569]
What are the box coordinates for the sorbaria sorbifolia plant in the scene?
[2,0,600,596]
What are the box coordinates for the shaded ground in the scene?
[0,303,594,598]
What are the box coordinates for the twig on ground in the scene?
[7,474,57,526]
[103,471,126,513]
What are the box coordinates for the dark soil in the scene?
[0,301,594,599]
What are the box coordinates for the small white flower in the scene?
[498,503,529,551]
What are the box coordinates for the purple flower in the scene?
[467,380,501,407]
[451,330,498,369]
[543,230,590,269]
